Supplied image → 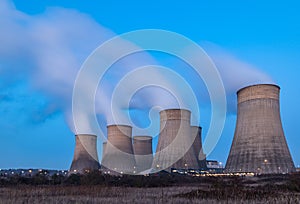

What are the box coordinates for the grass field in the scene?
[1,174,300,203]
[0,185,299,204]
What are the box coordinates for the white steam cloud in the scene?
[0,0,180,136]
[0,0,115,130]
[202,43,274,91]
[201,43,274,112]
[0,0,274,136]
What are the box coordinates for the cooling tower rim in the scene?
[75,134,97,138]
[107,124,132,129]
[133,136,153,140]
[237,83,280,94]
[191,125,202,129]
[159,108,191,114]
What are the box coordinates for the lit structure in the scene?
[101,125,136,174]
[226,84,295,174]
[69,134,100,174]
[191,126,207,169]
[102,141,107,157]
[152,109,199,172]
[133,136,153,173]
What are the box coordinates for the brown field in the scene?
[0,184,299,204]
[1,173,300,203]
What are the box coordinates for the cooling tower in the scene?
[153,109,199,172]
[191,126,207,169]
[102,142,107,157]
[101,142,109,173]
[101,125,136,174]
[133,136,153,173]
[226,84,295,174]
[69,134,100,174]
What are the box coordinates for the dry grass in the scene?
[0,185,299,204]
[0,186,195,204]
[1,174,300,203]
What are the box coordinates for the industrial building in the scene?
[69,84,296,176]
[226,84,295,174]
[102,141,107,157]
[133,136,153,173]
[101,125,136,174]
[191,126,207,170]
[69,134,100,174]
[152,109,200,172]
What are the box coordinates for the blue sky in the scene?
[0,0,300,169]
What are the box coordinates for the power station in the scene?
[152,109,200,172]
[101,125,136,174]
[69,134,100,173]
[133,136,153,173]
[226,84,295,174]
[102,141,107,157]
[69,84,296,176]
[191,126,207,170]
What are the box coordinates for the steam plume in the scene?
[0,0,275,137]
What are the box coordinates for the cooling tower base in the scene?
[69,134,100,174]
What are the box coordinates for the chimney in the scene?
[153,109,199,172]
[133,136,153,173]
[101,125,136,174]
[69,134,100,174]
[226,84,295,174]
[191,126,207,170]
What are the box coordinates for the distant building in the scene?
[0,169,68,178]
[206,160,224,173]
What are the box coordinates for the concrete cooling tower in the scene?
[101,142,109,173]
[69,134,100,174]
[226,84,295,174]
[133,136,153,173]
[102,142,107,157]
[101,125,136,174]
[191,126,207,170]
[153,109,199,172]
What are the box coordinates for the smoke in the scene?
[203,43,274,90]
[0,0,114,128]
[0,0,180,135]
[201,43,275,113]
[0,0,275,136]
